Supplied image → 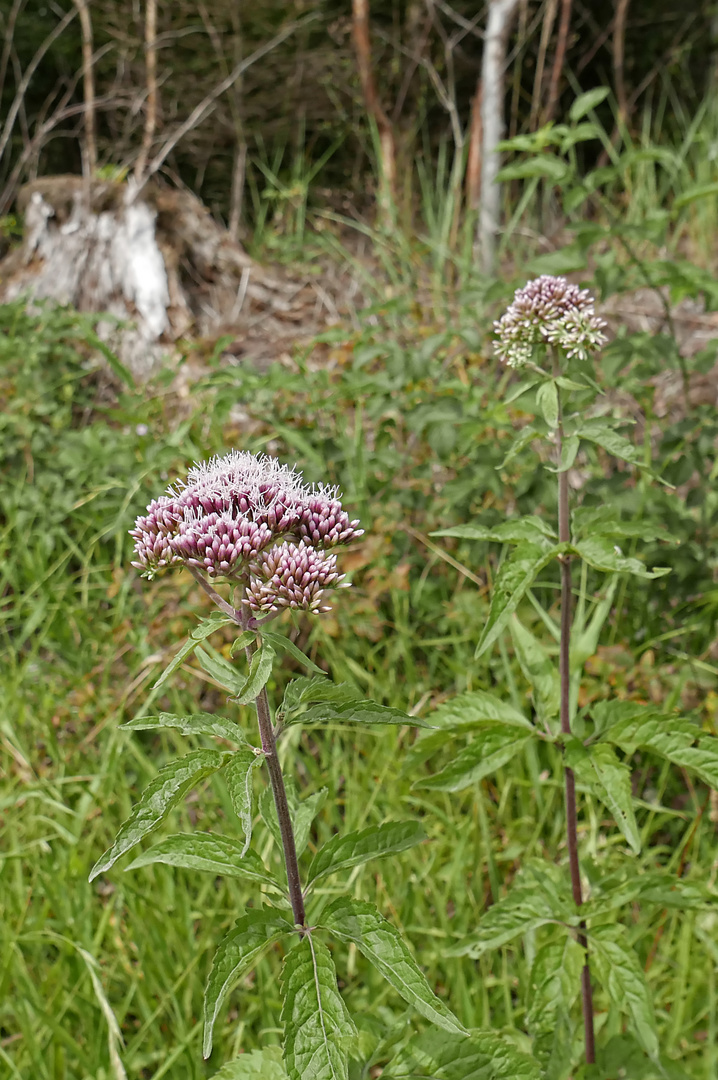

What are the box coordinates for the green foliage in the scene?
[306,821,426,887]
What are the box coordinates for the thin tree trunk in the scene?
[544,0,573,124]
[351,0,396,221]
[466,82,483,211]
[479,0,521,275]
[134,0,157,184]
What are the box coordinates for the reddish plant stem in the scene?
[556,373,596,1065]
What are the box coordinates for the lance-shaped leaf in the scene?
[122,711,245,744]
[152,612,235,690]
[306,820,426,887]
[88,749,228,881]
[576,420,645,469]
[432,516,557,545]
[559,434,580,472]
[415,725,534,793]
[287,699,424,729]
[204,909,294,1058]
[229,630,262,657]
[497,425,542,470]
[592,929,659,1060]
[448,872,573,959]
[509,616,560,727]
[665,738,718,789]
[384,1029,541,1080]
[280,935,357,1080]
[259,783,328,859]
[475,542,563,659]
[428,689,534,731]
[210,1046,288,1078]
[584,871,711,919]
[125,833,279,889]
[280,677,359,715]
[321,898,466,1035]
[572,537,670,580]
[223,748,264,855]
[261,631,325,675]
[537,381,559,429]
[599,705,718,788]
[526,937,584,1076]
[571,574,619,670]
[196,646,248,696]
[572,506,671,543]
[565,739,641,854]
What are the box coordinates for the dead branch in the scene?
[0,0,24,104]
[614,0,631,125]
[134,0,158,183]
[351,0,396,218]
[479,0,521,274]
[0,5,78,165]
[544,0,573,124]
[72,0,97,176]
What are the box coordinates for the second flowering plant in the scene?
[89,451,466,1077]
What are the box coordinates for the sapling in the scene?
[416,275,718,1075]
[88,450,469,1079]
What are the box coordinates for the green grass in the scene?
[1,212,718,1080]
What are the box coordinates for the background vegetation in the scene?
[1,1,718,1077]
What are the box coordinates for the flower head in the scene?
[494,275,607,368]
[130,450,362,614]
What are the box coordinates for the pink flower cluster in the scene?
[494,275,607,368]
[130,451,362,614]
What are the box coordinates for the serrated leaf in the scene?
[235,644,276,704]
[262,631,325,675]
[584,871,710,918]
[537,381,559,429]
[600,704,698,759]
[152,613,234,690]
[124,833,279,888]
[565,740,641,853]
[229,630,258,656]
[569,86,610,122]
[281,935,356,1080]
[280,677,359,718]
[88,749,228,881]
[527,937,584,1075]
[289,699,424,728]
[260,783,328,858]
[577,422,644,468]
[476,542,563,659]
[448,868,573,959]
[415,726,534,793]
[428,689,534,731]
[204,909,294,1058]
[559,435,580,472]
[509,616,560,727]
[223,749,264,856]
[593,930,659,1060]
[385,1028,541,1080]
[322,898,466,1035]
[210,1046,288,1079]
[571,506,671,543]
[432,516,556,545]
[306,820,426,886]
[528,244,588,276]
[196,646,248,696]
[122,712,245,744]
[573,537,670,579]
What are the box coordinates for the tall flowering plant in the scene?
[90,451,466,1077]
[414,277,718,1075]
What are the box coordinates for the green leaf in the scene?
[385,1029,541,1080]
[262,631,325,675]
[593,929,659,1060]
[259,783,328,858]
[573,537,671,579]
[280,677,359,718]
[306,820,426,886]
[599,703,698,758]
[427,689,534,731]
[124,833,279,888]
[663,737,718,789]
[576,421,644,469]
[322,898,466,1035]
[475,542,563,659]
[229,630,258,657]
[234,644,277,704]
[204,909,294,1058]
[88,749,228,881]
[209,1047,288,1079]
[122,711,245,744]
[536,381,559,429]
[571,506,671,543]
[565,740,641,853]
[571,575,620,669]
[196,646,248,696]
[674,180,718,209]
[504,377,540,404]
[433,516,556,545]
[281,935,357,1080]
[584,871,710,919]
[152,612,234,690]
[527,244,588,276]
[527,937,584,1075]
[497,153,569,182]
[509,616,560,727]
[559,435,580,472]
[415,726,534,793]
[569,86,610,122]
[448,867,573,958]
[223,748,264,856]
[497,426,540,469]
[288,699,423,729]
